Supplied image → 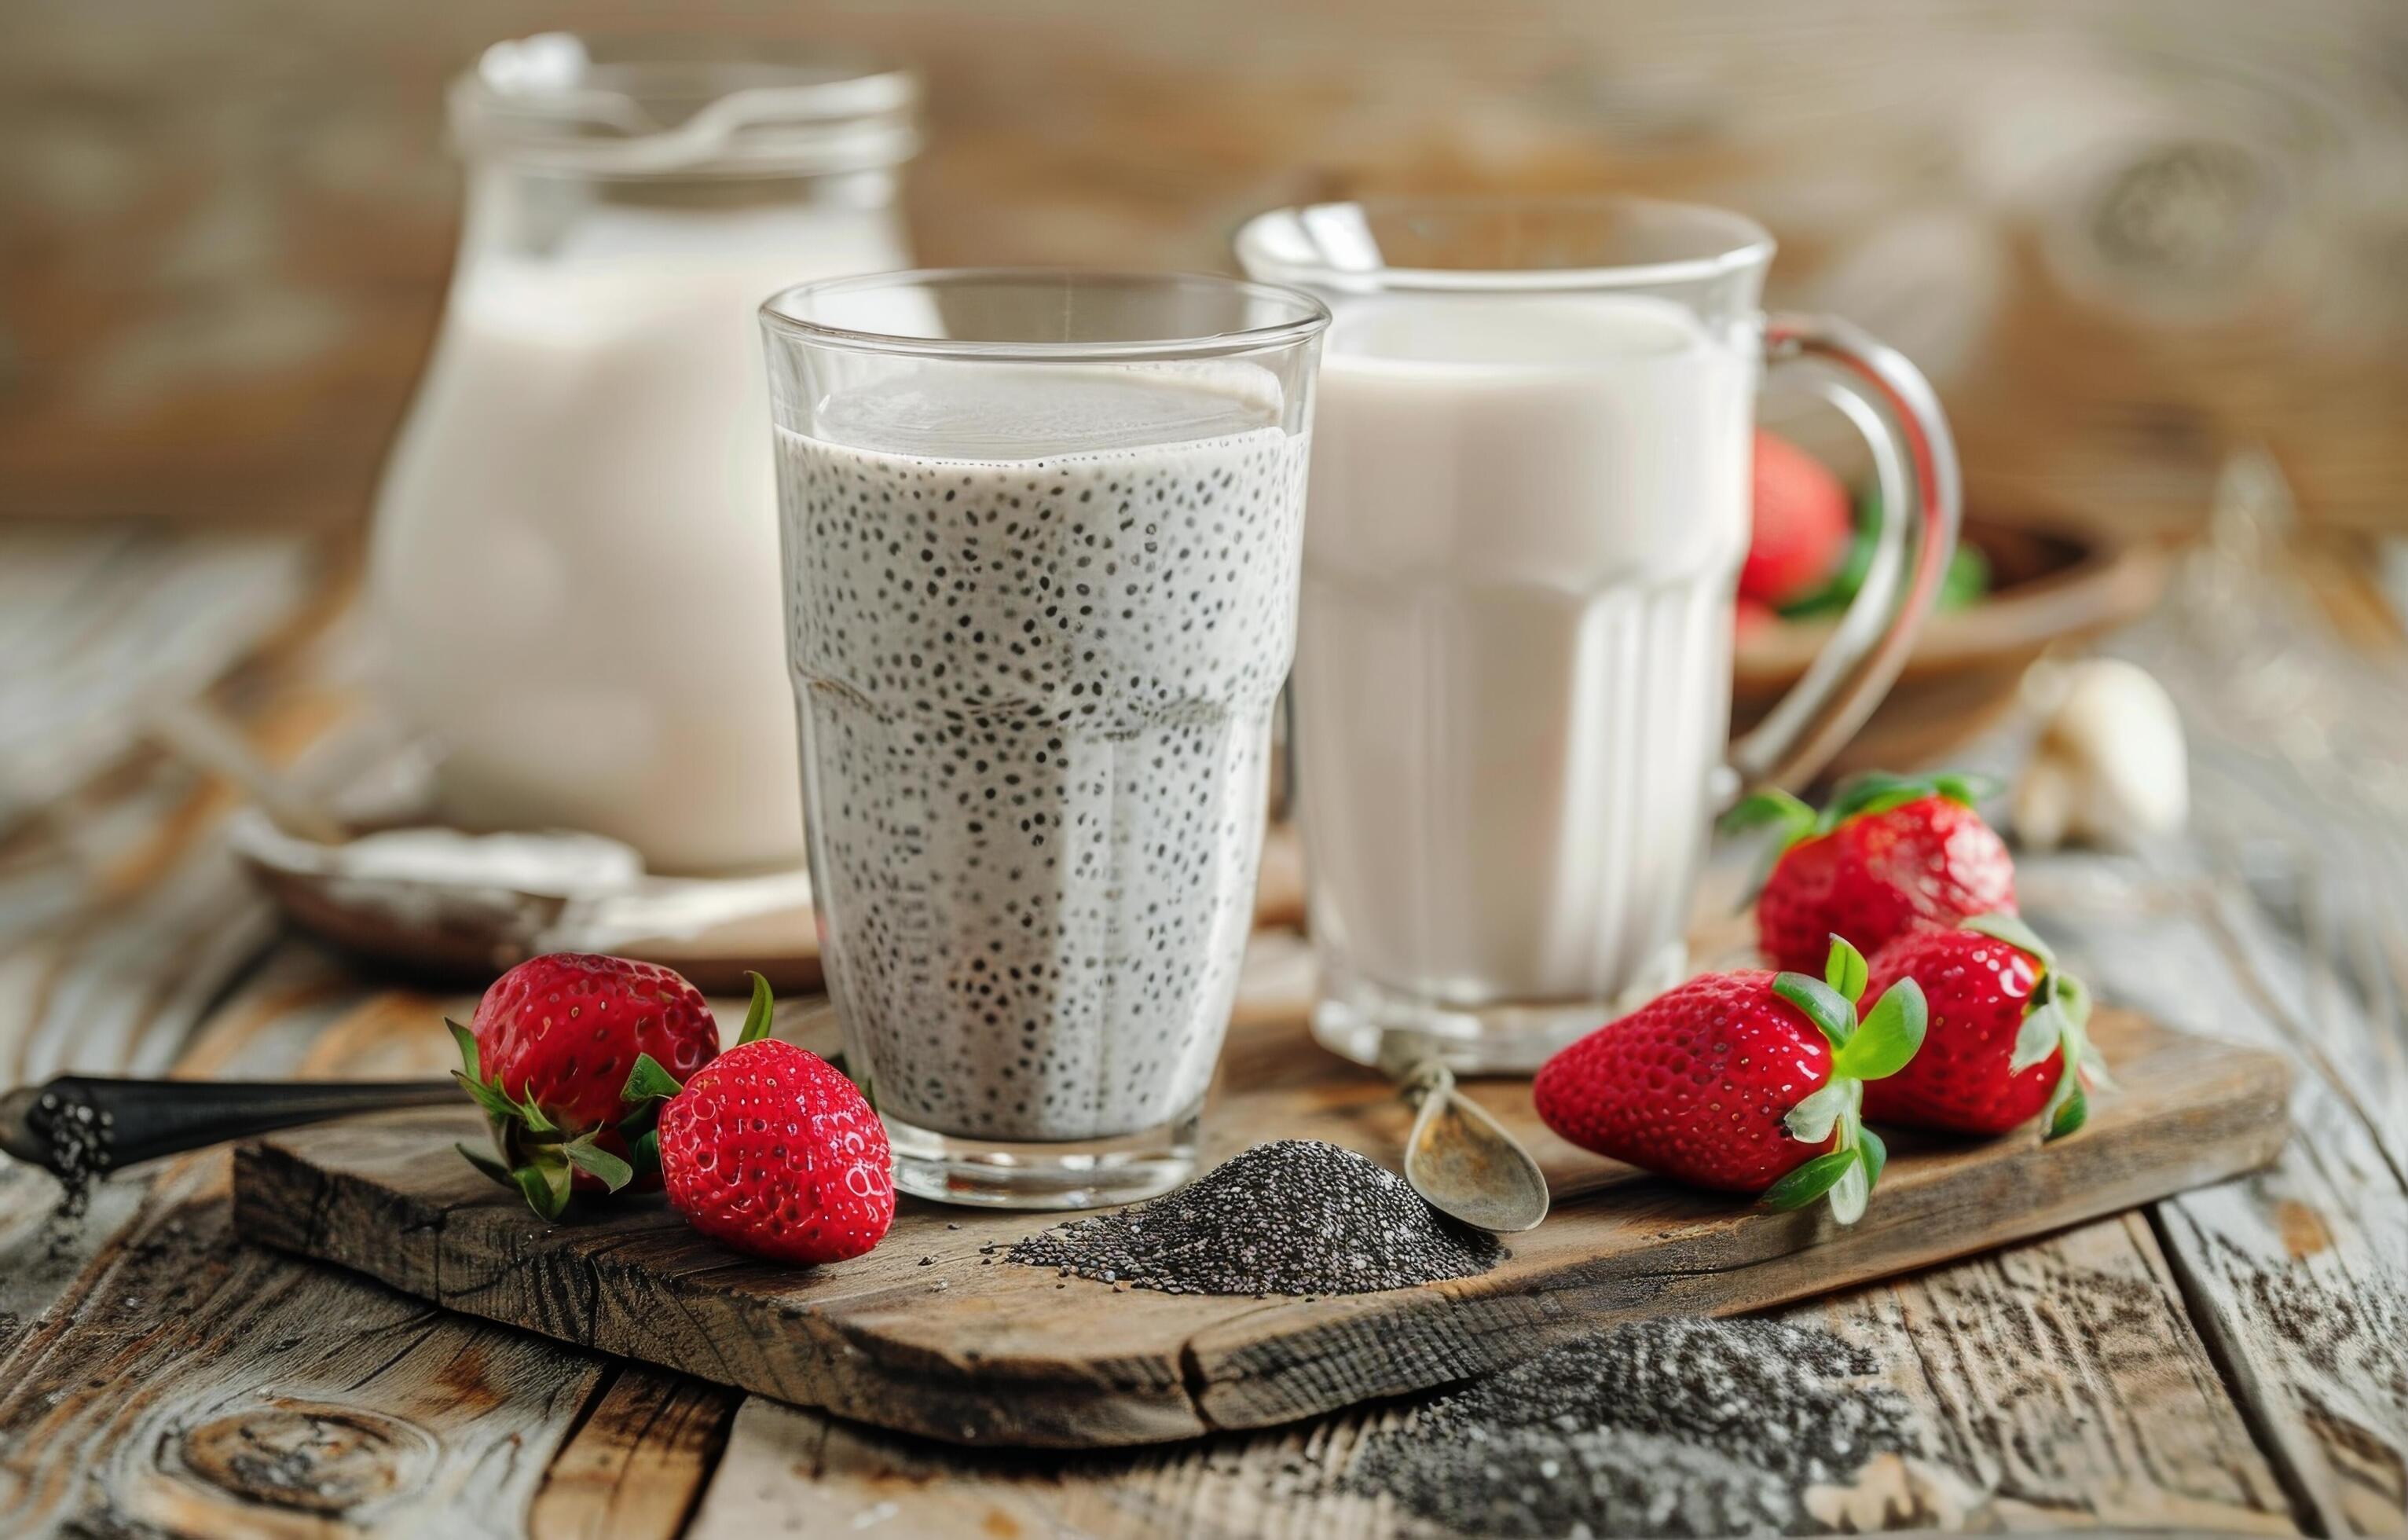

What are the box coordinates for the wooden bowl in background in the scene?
[1732,509,2168,780]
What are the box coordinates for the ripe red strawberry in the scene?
[638,1036,895,1265]
[1726,771,2017,974]
[1534,938,1926,1223]
[449,953,723,1217]
[1864,913,2108,1139]
[1741,430,1851,606]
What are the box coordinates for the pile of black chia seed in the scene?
[998,1138,1502,1296]
[1344,1318,1922,1538]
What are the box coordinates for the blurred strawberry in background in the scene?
[1739,430,1851,607]
[1739,428,1992,628]
[1734,596,1781,636]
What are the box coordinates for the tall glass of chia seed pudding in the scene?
[761,270,1329,1208]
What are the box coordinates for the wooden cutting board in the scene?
[233,1003,2288,1450]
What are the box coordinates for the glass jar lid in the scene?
[450,33,919,178]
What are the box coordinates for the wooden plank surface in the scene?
[0,972,612,1538]
[684,1212,2294,1538]
[0,525,324,834]
[232,1003,2289,1450]
[526,1370,735,1540]
[2042,543,2408,1537]
[0,528,339,1344]
[0,535,642,1538]
[2062,882,2408,1538]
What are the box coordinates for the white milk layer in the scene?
[368,205,907,872]
[1294,295,1751,1007]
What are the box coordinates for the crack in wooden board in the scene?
[232,1006,2291,1450]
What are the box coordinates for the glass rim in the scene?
[1233,194,1776,294]
[759,267,1332,363]
[451,32,919,177]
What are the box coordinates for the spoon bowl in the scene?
[1384,1049,1552,1234]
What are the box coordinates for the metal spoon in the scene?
[1378,1038,1551,1233]
[0,1075,458,1185]
[148,696,351,845]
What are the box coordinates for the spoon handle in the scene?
[1395,1058,1453,1106]
[0,1076,459,1178]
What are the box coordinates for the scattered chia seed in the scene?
[999,1139,1501,1296]
[1344,1318,1919,1538]
[26,1086,115,1256]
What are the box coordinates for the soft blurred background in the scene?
[7,0,2408,915]
[6,0,2406,535]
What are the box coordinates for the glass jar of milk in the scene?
[368,35,917,873]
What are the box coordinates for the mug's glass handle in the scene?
[1724,313,1963,797]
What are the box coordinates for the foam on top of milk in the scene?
[809,364,1283,462]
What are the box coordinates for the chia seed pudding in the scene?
[778,369,1308,1142]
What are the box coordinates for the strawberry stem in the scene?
[1769,968,1926,1225]
[1965,914,2103,1141]
[1963,911,2054,968]
[453,1069,519,1128]
[1776,936,1877,1046]
[511,1150,571,1222]
[737,972,776,1047]
[1768,1092,1878,1222]
[1722,789,1821,906]
[456,1140,513,1189]
[1773,973,1856,1048]
[1827,1111,1872,1224]
[1858,1124,1889,1188]
[2041,972,2101,1139]
[561,1133,635,1194]
[1722,771,1997,905]
[621,1053,687,1108]
[446,1019,482,1082]
[1825,768,2002,827]
[1830,977,1926,1080]
[1823,936,1869,1002]
[627,1125,662,1180]
[1762,1146,1859,1213]
[1718,786,1817,846]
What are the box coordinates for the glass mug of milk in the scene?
[761,270,1330,1207]
[1237,197,1959,1072]
[369,35,917,873]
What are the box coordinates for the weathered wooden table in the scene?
[0,520,2402,1538]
